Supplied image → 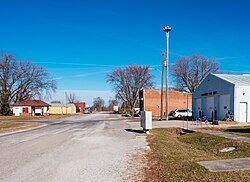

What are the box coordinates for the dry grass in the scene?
[127,119,140,122]
[144,128,250,182]
[223,126,250,137]
[201,125,250,138]
[0,115,40,121]
[0,122,40,133]
[0,113,81,121]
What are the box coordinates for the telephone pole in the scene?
[163,26,171,120]
[65,92,68,115]
[160,53,164,120]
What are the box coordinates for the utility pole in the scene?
[160,53,164,120]
[163,26,171,120]
[65,92,68,115]
[186,62,189,110]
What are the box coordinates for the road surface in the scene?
[0,113,148,182]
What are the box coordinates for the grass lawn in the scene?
[0,122,40,133]
[145,128,250,182]
[201,125,250,138]
[127,119,140,122]
[0,113,81,121]
[223,126,250,137]
[0,115,42,121]
[0,114,83,133]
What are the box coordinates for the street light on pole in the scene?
[163,25,171,120]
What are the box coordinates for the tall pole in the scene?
[163,26,171,120]
[186,62,189,110]
[65,92,68,115]
[160,53,164,120]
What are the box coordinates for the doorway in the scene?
[239,102,248,122]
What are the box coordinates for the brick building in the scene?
[139,89,192,117]
[74,102,86,113]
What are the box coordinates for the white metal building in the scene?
[192,74,250,122]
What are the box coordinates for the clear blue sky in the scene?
[1,0,250,104]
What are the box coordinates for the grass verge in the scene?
[144,128,250,182]
[223,126,250,137]
[127,119,140,122]
[201,125,250,138]
[0,113,82,121]
[0,122,40,133]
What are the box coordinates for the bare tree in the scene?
[93,97,105,111]
[67,93,78,103]
[171,54,220,93]
[108,99,118,111]
[0,52,56,115]
[107,65,154,114]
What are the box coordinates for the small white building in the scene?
[12,100,50,116]
[192,74,250,122]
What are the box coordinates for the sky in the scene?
[1,0,250,105]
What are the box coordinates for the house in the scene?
[48,103,76,114]
[192,74,250,122]
[139,89,192,117]
[12,100,50,116]
[74,102,86,113]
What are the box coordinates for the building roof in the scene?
[212,74,250,86]
[50,103,75,108]
[12,100,51,107]
[74,102,86,104]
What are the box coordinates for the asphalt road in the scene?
[0,112,148,182]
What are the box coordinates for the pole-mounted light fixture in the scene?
[163,25,171,120]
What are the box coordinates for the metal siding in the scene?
[195,98,201,118]
[235,86,250,122]
[205,97,214,120]
[193,74,235,121]
[219,94,230,120]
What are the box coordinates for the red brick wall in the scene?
[141,89,192,116]
[74,102,86,113]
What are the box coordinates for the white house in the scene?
[12,100,50,116]
[192,74,250,122]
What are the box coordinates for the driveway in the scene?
[0,112,148,182]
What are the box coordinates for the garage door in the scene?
[239,102,247,122]
[219,94,230,120]
[205,97,214,120]
[196,98,201,118]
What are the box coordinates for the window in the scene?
[177,109,187,112]
[22,107,29,113]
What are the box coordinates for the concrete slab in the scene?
[198,158,250,172]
